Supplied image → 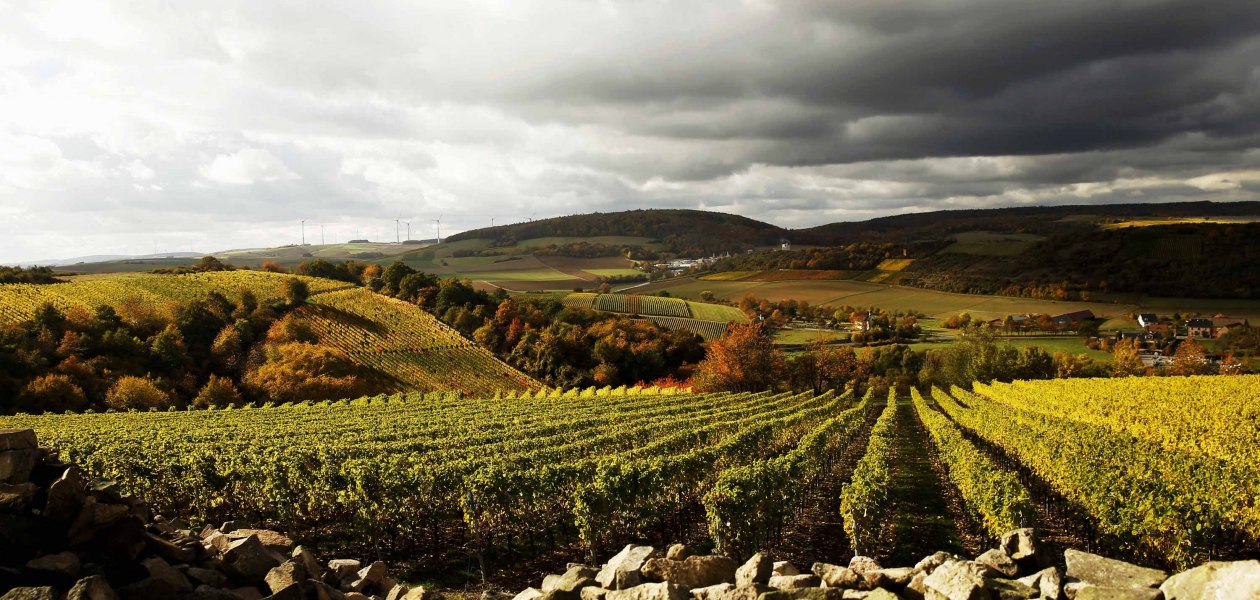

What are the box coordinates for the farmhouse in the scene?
[1185,318,1214,338]
[851,311,873,331]
[1137,313,1159,328]
[1212,316,1245,337]
[1052,309,1096,326]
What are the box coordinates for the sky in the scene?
[3,0,1260,263]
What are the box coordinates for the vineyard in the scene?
[1,375,1255,583]
[0,271,354,324]
[294,288,535,394]
[563,292,747,339]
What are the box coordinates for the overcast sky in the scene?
[3,0,1260,262]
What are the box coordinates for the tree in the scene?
[259,261,286,273]
[245,342,379,402]
[105,376,171,410]
[700,291,716,302]
[18,374,88,413]
[284,277,310,307]
[193,375,243,408]
[151,325,190,370]
[1111,338,1146,377]
[693,322,784,392]
[193,256,234,272]
[1170,338,1214,376]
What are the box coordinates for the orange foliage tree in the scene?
[693,322,784,392]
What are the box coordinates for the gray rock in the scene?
[999,529,1039,562]
[543,565,600,599]
[188,567,230,588]
[45,466,87,520]
[644,556,740,589]
[328,559,362,581]
[305,579,347,600]
[767,574,821,590]
[847,557,882,576]
[1064,549,1167,590]
[0,429,37,450]
[755,589,842,600]
[230,586,266,600]
[691,583,735,600]
[975,549,1019,578]
[864,591,900,600]
[188,586,240,600]
[292,546,324,581]
[905,572,928,600]
[400,585,433,600]
[738,553,775,587]
[1074,587,1161,600]
[0,449,40,484]
[265,582,304,600]
[66,575,120,600]
[265,561,309,595]
[606,582,689,600]
[983,577,1037,599]
[142,556,193,594]
[1017,567,1063,600]
[597,545,657,591]
[116,576,177,600]
[232,529,295,553]
[811,563,858,589]
[0,482,38,511]
[515,588,545,600]
[1062,581,1090,599]
[668,545,693,561]
[221,535,285,583]
[348,560,389,593]
[1160,559,1260,599]
[914,552,954,575]
[0,588,57,600]
[870,567,914,589]
[26,550,81,577]
[773,563,801,577]
[922,560,987,600]
[581,588,611,600]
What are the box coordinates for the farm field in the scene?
[558,293,747,337]
[940,231,1045,256]
[909,336,1113,362]
[774,328,850,346]
[4,375,1254,586]
[1102,216,1260,229]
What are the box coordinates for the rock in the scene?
[66,575,120,600]
[773,563,801,577]
[756,589,842,600]
[1062,581,1089,600]
[668,545,693,561]
[402,587,434,600]
[343,594,371,600]
[543,565,600,600]
[1074,587,1160,600]
[582,588,611,600]
[146,532,197,563]
[44,467,87,520]
[349,561,389,594]
[922,560,988,600]
[220,520,251,533]
[266,561,309,594]
[645,556,740,589]
[983,577,1037,599]
[904,572,928,600]
[1064,549,1167,590]
[292,546,324,581]
[738,553,775,587]
[847,558,881,576]
[231,587,266,600]
[221,535,285,583]
[597,545,657,590]
[1017,567,1063,600]
[840,593,868,600]
[513,589,543,600]
[141,556,193,594]
[264,582,304,600]
[188,586,240,600]
[999,529,1039,563]
[26,550,81,577]
[606,582,689,600]
[692,583,735,600]
[1161,560,1260,599]
[869,568,914,589]
[0,482,38,511]
[188,567,230,588]
[233,529,295,553]
[914,553,952,575]
[384,584,409,600]
[0,430,37,450]
[864,591,900,600]
[305,579,348,600]
[0,449,40,484]
[975,549,1019,578]
[767,574,821,590]
[116,576,177,600]
[811,563,858,589]
[0,588,57,600]
[328,559,362,581]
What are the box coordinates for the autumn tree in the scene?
[18,374,88,413]
[245,342,380,402]
[1110,338,1146,377]
[1170,338,1214,376]
[284,277,310,307]
[693,322,784,392]
[193,375,243,408]
[105,376,171,410]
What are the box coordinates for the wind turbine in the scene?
[432,214,443,243]
[405,221,411,242]
[300,220,306,245]
[320,224,326,246]
[394,219,401,244]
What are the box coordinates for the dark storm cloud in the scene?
[4,0,1260,262]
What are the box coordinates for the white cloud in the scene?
[200,148,300,185]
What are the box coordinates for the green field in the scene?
[940,231,1045,257]
[774,328,850,345]
[685,301,748,323]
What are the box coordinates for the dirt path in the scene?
[881,397,982,565]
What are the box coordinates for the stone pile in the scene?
[510,530,1260,600]
[1,429,422,600]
